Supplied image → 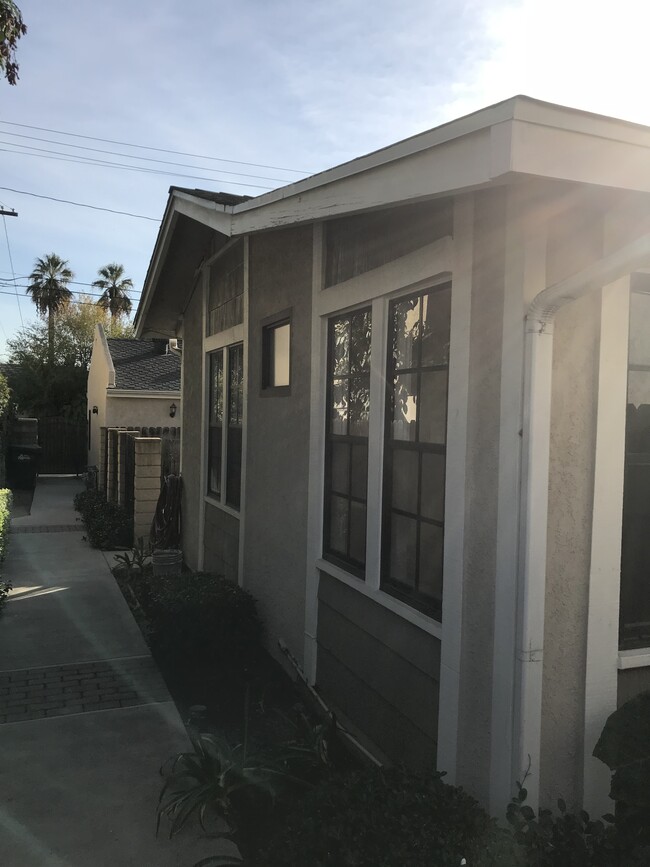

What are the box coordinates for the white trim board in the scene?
[618,650,650,670]
[583,278,630,816]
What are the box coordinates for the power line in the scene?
[0,119,312,175]
[0,130,293,183]
[1,213,23,326]
[0,287,137,308]
[0,187,160,221]
[0,280,141,301]
[0,145,276,189]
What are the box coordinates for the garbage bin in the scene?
[7,444,42,490]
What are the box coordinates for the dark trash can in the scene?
[7,444,42,490]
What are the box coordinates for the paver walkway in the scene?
[0,477,234,866]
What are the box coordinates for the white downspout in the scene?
[516,232,650,808]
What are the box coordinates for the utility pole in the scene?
[0,208,17,217]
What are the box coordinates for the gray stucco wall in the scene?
[242,225,313,664]
[180,282,203,571]
[455,188,506,803]
[540,205,603,808]
[204,502,239,583]
[317,573,440,768]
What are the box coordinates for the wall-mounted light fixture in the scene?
[169,402,177,419]
[92,406,99,415]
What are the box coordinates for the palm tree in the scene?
[26,253,74,367]
[93,263,133,320]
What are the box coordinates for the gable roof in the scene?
[137,94,650,337]
[106,338,181,392]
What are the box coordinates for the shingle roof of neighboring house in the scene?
[106,338,181,392]
[168,186,252,206]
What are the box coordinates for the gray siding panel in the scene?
[203,503,239,584]
[318,648,438,770]
[242,225,313,665]
[317,572,440,768]
[180,283,204,571]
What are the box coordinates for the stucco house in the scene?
[86,324,181,467]
[134,96,650,817]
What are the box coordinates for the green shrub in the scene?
[146,572,263,680]
[0,488,13,612]
[593,690,650,851]
[255,765,522,867]
[73,488,132,549]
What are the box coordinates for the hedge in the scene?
[0,488,12,612]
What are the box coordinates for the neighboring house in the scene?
[134,97,650,817]
[86,324,181,467]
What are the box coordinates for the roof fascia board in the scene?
[135,192,235,338]
[97,323,116,387]
[173,192,234,234]
[231,126,498,234]
[509,118,650,194]
[135,202,178,337]
[232,97,520,217]
[107,388,181,399]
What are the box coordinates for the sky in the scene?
[2,0,650,359]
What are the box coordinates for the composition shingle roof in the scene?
[106,338,181,392]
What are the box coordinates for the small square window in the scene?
[262,314,291,393]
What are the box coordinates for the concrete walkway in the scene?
[0,477,234,866]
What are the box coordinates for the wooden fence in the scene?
[38,416,87,475]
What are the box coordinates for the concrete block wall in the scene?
[133,438,161,544]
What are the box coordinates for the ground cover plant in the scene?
[73,488,132,549]
[0,488,12,611]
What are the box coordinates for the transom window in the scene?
[208,343,243,510]
[381,284,451,618]
[323,308,371,574]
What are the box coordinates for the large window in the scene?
[620,285,650,649]
[208,343,243,510]
[381,285,451,617]
[323,308,372,574]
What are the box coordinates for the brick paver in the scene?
[0,655,169,723]
[12,524,82,534]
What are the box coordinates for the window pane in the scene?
[419,522,444,602]
[419,371,448,444]
[229,344,244,426]
[226,427,242,508]
[627,371,650,417]
[226,344,243,509]
[331,442,350,495]
[271,322,290,386]
[629,291,650,367]
[349,375,370,436]
[421,287,451,367]
[392,296,420,370]
[389,513,417,587]
[350,444,368,500]
[208,351,224,496]
[421,452,445,522]
[331,379,348,435]
[391,449,419,514]
[208,426,222,496]
[332,318,350,376]
[350,309,372,374]
[392,373,417,441]
[329,495,349,555]
[210,352,223,425]
[349,501,367,564]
